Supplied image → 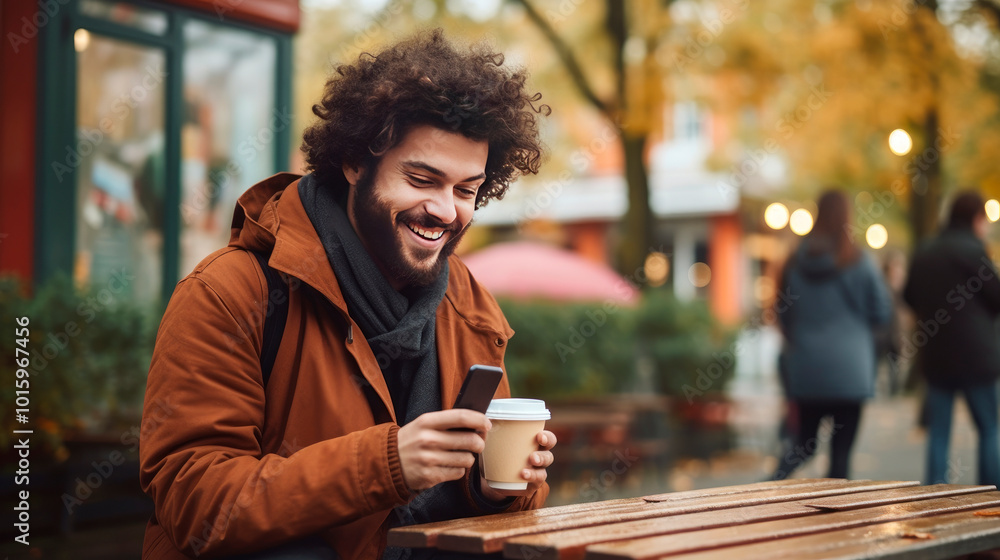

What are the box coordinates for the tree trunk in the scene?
[912,0,942,244]
[910,109,943,243]
[619,133,653,278]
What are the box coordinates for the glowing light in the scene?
[986,199,1000,223]
[74,28,91,52]
[789,209,814,236]
[754,276,776,302]
[689,263,712,288]
[888,129,912,156]
[866,224,888,249]
[644,252,669,288]
[764,203,789,230]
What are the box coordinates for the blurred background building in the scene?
[1,0,298,305]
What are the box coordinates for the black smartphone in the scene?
[453,364,503,414]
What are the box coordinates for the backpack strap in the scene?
[249,250,392,425]
[251,251,289,388]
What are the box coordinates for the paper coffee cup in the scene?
[481,398,551,490]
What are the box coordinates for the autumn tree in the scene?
[687,0,1000,245]
[514,0,670,276]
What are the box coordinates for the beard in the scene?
[350,173,469,288]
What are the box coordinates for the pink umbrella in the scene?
[461,241,640,304]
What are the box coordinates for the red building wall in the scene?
[0,0,40,282]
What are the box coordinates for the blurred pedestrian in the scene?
[875,249,909,396]
[771,190,893,480]
[903,191,1000,486]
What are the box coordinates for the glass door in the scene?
[36,0,291,306]
[74,30,167,303]
[179,19,277,277]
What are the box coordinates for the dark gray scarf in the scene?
[298,173,445,425]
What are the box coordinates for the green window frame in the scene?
[35,0,293,306]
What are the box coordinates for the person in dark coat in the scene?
[903,191,1000,486]
[771,190,893,480]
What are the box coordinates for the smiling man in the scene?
[139,31,554,560]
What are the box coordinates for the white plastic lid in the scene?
[485,398,550,421]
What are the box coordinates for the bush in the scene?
[499,289,737,401]
[499,299,636,399]
[0,274,156,454]
[635,291,737,400]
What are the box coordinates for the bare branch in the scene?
[512,0,613,119]
[975,0,1000,25]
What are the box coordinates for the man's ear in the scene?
[342,163,362,187]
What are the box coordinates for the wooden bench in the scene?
[388,479,1000,559]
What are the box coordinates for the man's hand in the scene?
[479,430,557,500]
[397,409,491,492]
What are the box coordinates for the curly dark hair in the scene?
[301,29,548,208]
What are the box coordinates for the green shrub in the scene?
[0,274,156,453]
[635,290,737,399]
[499,299,636,399]
[499,289,736,401]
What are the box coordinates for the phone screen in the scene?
[453,364,503,414]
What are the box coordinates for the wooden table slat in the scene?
[434,480,918,554]
[387,496,644,548]
[582,491,1000,559]
[387,478,864,548]
[800,484,996,511]
[500,484,991,560]
[503,500,818,560]
[640,478,842,503]
[665,509,1000,560]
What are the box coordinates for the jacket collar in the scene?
[230,173,514,421]
[228,173,513,339]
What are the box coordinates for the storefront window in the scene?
[75,33,166,304]
[180,20,278,277]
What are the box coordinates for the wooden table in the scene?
[387,479,1000,559]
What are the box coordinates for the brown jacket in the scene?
[140,174,547,559]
